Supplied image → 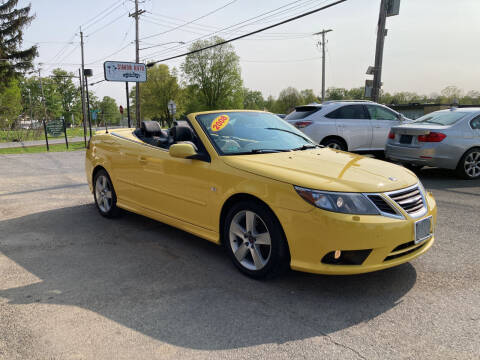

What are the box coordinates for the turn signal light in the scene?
[388,131,395,139]
[418,132,446,142]
[294,121,313,129]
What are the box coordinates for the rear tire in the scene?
[321,137,347,151]
[223,201,290,279]
[456,148,480,179]
[93,169,120,218]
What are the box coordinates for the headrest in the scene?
[141,121,162,137]
[171,126,195,142]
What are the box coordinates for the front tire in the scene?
[93,169,120,217]
[456,148,480,179]
[321,138,346,151]
[223,201,290,279]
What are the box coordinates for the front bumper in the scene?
[276,192,437,275]
[385,143,457,169]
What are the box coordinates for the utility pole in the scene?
[79,29,88,145]
[129,0,145,127]
[38,68,50,151]
[314,29,332,102]
[372,0,387,102]
[38,69,49,123]
[79,68,87,147]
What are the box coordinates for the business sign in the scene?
[104,61,147,82]
[46,119,64,136]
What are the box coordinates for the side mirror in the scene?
[169,143,197,159]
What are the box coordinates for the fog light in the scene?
[334,250,341,259]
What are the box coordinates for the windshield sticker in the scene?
[211,114,229,132]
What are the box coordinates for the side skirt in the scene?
[116,199,220,245]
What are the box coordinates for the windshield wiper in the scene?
[250,149,291,153]
[265,127,312,142]
[291,144,320,151]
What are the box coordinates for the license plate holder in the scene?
[400,134,413,144]
[415,216,432,244]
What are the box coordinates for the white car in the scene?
[285,101,410,153]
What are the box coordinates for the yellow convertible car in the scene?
[86,110,436,278]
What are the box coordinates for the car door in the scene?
[108,136,151,208]
[325,104,372,150]
[134,138,215,231]
[366,105,402,150]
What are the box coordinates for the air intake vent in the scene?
[388,186,426,215]
[367,195,397,215]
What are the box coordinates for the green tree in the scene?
[51,68,81,125]
[135,64,182,127]
[0,0,37,90]
[441,86,463,103]
[19,75,62,120]
[325,87,347,100]
[181,36,243,110]
[346,87,365,100]
[98,96,120,126]
[0,79,22,127]
[300,89,318,104]
[243,88,264,110]
[264,95,277,113]
[276,87,302,114]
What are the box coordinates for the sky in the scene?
[20,0,480,107]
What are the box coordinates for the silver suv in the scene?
[285,100,410,152]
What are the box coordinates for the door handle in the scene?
[138,156,147,164]
[374,126,381,128]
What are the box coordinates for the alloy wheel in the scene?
[327,142,342,150]
[95,175,113,212]
[229,210,272,271]
[464,151,480,178]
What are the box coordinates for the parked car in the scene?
[285,100,410,153]
[123,72,140,79]
[386,108,480,179]
[86,110,436,279]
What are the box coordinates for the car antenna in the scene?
[105,119,109,134]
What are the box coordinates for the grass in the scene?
[0,141,86,154]
[0,127,94,143]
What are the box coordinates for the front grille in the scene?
[367,195,397,215]
[388,186,426,215]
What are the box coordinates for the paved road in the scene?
[0,152,479,359]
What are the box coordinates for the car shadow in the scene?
[0,204,417,350]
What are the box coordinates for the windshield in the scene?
[413,111,467,126]
[285,106,321,120]
[196,111,316,155]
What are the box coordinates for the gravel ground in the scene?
[0,151,478,359]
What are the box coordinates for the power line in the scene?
[81,1,125,30]
[240,56,322,63]
[141,0,325,60]
[141,0,238,41]
[147,0,347,67]
[86,10,130,37]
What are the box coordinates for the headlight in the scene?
[294,186,379,215]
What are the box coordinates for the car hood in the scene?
[222,148,418,193]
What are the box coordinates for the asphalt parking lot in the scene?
[0,151,479,360]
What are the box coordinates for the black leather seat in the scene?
[170,125,198,150]
[140,121,171,148]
